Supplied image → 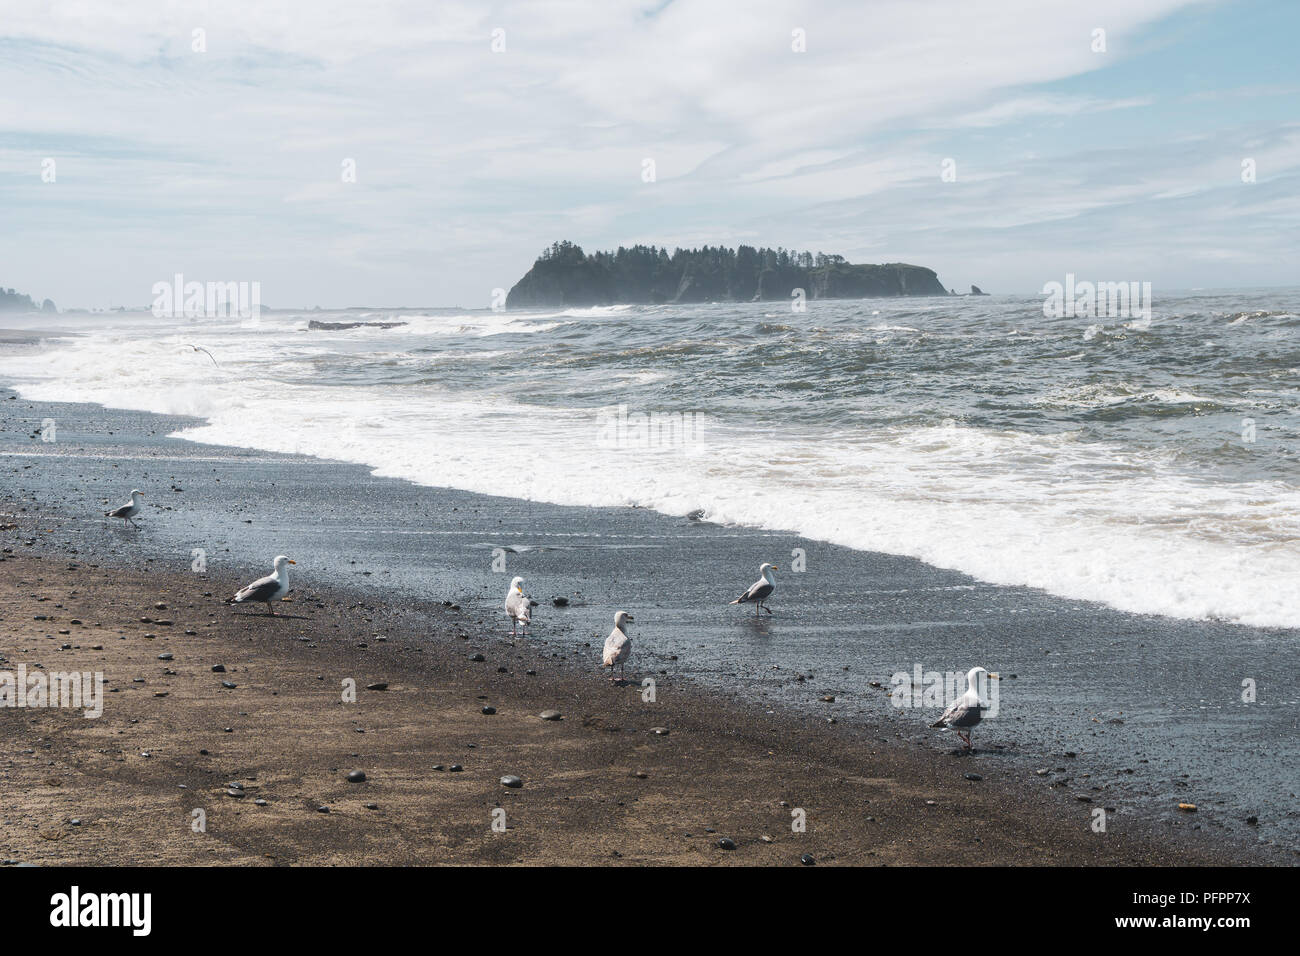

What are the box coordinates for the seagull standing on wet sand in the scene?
[729,562,777,615]
[602,611,633,683]
[931,666,1001,749]
[231,555,296,615]
[505,576,538,637]
[105,489,144,529]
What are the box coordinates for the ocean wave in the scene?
[3,300,1300,629]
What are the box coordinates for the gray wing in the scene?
[932,700,982,728]
[235,574,279,603]
[737,580,773,603]
[106,504,132,517]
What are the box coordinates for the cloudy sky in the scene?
[1,0,1297,309]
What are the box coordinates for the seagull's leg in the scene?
[266,601,275,616]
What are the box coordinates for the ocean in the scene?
[4,289,1299,629]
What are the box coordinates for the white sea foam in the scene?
[4,314,1299,630]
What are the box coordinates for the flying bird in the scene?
[505,576,538,637]
[185,344,219,367]
[602,610,633,683]
[231,555,296,615]
[105,489,144,529]
[729,562,777,615]
[931,666,1001,749]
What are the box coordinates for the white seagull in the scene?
[931,666,1001,749]
[185,344,219,368]
[105,489,145,529]
[602,610,634,683]
[729,562,778,615]
[231,555,296,615]
[505,576,538,637]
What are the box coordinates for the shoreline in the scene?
[0,386,1292,865]
[0,550,1241,866]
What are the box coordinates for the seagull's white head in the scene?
[760,562,777,576]
[130,489,144,499]
[273,555,296,571]
[614,610,633,630]
[966,666,999,693]
[510,576,525,594]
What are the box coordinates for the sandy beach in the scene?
[1,548,1242,866]
[0,388,1275,866]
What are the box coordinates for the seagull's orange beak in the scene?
[287,559,296,565]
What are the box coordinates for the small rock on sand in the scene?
[539,710,562,721]
[500,775,523,788]
[347,770,367,783]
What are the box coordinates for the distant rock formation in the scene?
[506,241,951,308]
[307,319,407,331]
[969,285,987,296]
[0,287,56,312]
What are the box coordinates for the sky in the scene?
[0,0,1297,309]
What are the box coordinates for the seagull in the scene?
[185,344,219,367]
[231,555,296,615]
[602,611,633,683]
[105,489,144,529]
[729,562,777,615]
[931,666,1001,749]
[505,576,538,637]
